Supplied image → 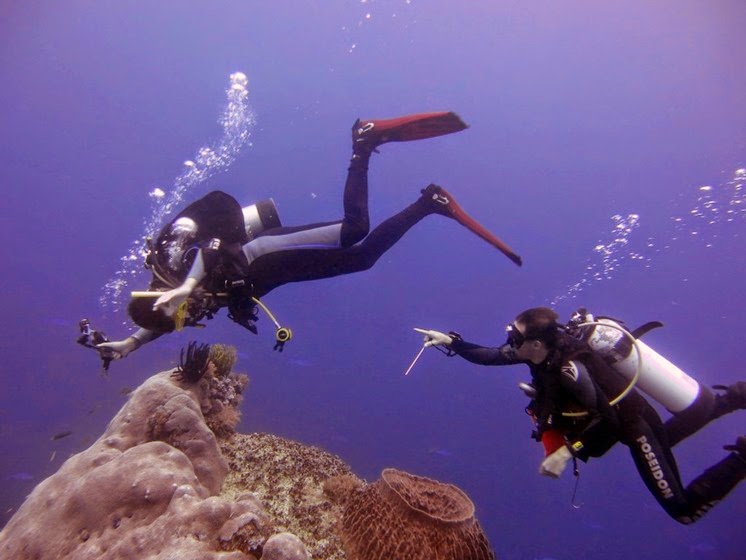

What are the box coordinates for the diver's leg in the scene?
[247,186,450,294]
[242,155,368,257]
[664,383,716,447]
[678,440,746,524]
[340,147,370,247]
[247,183,520,296]
[341,111,470,246]
[711,381,746,418]
[626,414,691,523]
[240,175,423,266]
[665,381,746,446]
[628,408,745,524]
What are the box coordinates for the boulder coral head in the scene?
[340,468,496,560]
[0,354,270,560]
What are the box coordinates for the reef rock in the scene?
[221,432,360,560]
[262,532,311,560]
[0,365,299,559]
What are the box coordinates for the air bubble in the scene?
[101,72,256,312]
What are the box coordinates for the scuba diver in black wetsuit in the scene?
[91,112,522,363]
[415,307,746,524]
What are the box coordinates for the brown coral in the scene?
[340,468,496,560]
[178,343,248,440]
[323,474,364,508]
[209,343,238,378]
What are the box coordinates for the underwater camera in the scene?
[77,318,114,371]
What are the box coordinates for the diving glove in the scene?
[539,446,573,479]
[414,328,453,348]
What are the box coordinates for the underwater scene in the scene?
[1,2,744,559]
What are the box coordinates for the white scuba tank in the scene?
[571,311,700,412]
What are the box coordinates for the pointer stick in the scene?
[404,345,426,376]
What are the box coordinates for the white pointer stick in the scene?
[404,345,426,376]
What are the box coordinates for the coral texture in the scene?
[0,369,300,560]
[339,468,496,560]
[210,343,239,378]
[262,532,311,560]
[221,432,361,560]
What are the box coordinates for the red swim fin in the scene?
[353,111,468,152]
[421,184,523,267]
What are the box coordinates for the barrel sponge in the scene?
[340,468,495,560]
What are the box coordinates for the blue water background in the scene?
[1,2,745,559]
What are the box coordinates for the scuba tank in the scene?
[242,199,281,240]
[567,309,700,412]
[145,197,282,287]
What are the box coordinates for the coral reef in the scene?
[337,468,496,560]
[221,432,360,560]
[0,342,496,560]
[201,368,249,439]
[0,361,303,560]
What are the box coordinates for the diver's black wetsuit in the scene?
[449,333,746,524]
[151,152,440,321]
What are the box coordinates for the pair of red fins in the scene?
[356,111,522,267]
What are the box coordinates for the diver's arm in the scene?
[414,327,520,366]
[449,339,521,366]
[153,251,206,312]
[96,328,162,360]
[129,328,162,350]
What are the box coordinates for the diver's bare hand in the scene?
[153,280,196,314]
[413,328,453,348]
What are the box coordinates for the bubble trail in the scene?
[100,72,256,313]
[551,213,642,306]
[550,166,745,306]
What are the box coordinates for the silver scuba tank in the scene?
[570,310,700,412]
[242,199,282,240]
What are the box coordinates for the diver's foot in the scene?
[723,436,746,465]
[418,184,523,267]
[713,381,746,418]
[352,111,468,156]
[352,118,377,156]
[419,183,458,217]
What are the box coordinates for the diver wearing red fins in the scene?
[88,111,521,365]
[415,307,746,524]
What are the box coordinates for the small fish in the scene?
[119,387,133,396]
[7,472,33,481]
[49,450,56,462]
[427,447,453,458]
[51,431,73,441]
[688,542,716,554]
[288,358,313,367]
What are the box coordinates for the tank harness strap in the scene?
[611,320,664,358]
[630,321,664,340]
